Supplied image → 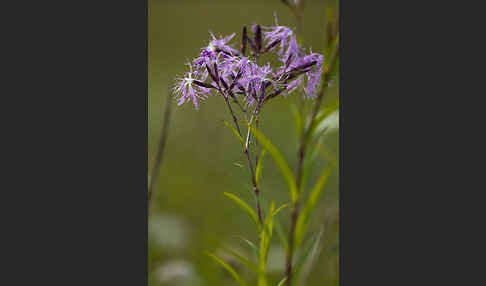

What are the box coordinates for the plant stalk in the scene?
[223,92,263,226]
[285,35,339,286]
[148,90,173,216]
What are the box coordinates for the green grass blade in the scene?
[301,145,321,193]
[206,251,248,286]
[307,97,339,142]
[273,203,289,216]
[277,276,287,286]
[295,167,332,247]
[260,202,275,265]
[250,126,298,202]
[315,109,339,137]
[235,235,259,259]
[221,244,259,273]
[258,201,275,286]
[316,142,338,168]
[224,192,261,230]
[223,120,244,146]
[293,230,323,280]
[255,149,267,184]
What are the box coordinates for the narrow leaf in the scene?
[221,244,259,273]
[206,252,248,286]
[293,230,323,279]
[307,97,339,141]
[224,192,261,230]
[223,121,244,146]
[255,149,267,184]
[316,142,338,168]
[315,109,339,136]
[295,167,332,247]
[296,227,326,285]
[273,203,289,216]
[260,201,275,265]
[258,201,275,286]
[250,126,298,202]
[277,277,288,286]
[301,144,321,193]
[235,235,259,259]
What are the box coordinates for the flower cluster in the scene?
[173,23,324,109]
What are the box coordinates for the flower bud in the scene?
[193,80,214,89]
[263,39,281,53]
[241,26,247,55]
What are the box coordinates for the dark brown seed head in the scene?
[241,26,247,55]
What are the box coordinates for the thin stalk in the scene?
[229,91,248,117]
[148,89,173,215]
[255,114,260,169]
[285,35,339,286]
[222,90,263,226]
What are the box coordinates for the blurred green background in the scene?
[149,0,339,285]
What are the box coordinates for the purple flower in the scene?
[206,32,238,56]
[173,63,211,109]
[262,25,299,62]
[173,24,325,108]
[295,52,324,97]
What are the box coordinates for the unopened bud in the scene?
[263,39,281,53]
[241,26,247,55]
[193,80,214,89]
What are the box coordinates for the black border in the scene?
[5,0,149,284]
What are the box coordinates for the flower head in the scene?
[173,23,324,109]
[262,25,299,62]
[207,32,238,56]
[173,63,212,109]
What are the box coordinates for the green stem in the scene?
[285,35,339,286]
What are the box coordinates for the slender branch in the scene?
[255,114,260,169]
[229,90,247,117]
[222,90,263,225]
[223,94,243,136]
[148,89,173,215]
[285,35,339,286]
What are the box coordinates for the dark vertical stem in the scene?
[148,90,173,215]
[286,37,339,286]
[255,114,260,168]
